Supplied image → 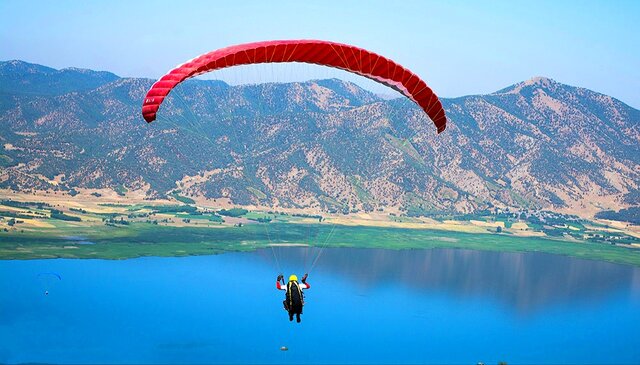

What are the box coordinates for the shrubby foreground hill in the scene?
[0,60,638,217]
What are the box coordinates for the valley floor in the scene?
[1,190,639,265]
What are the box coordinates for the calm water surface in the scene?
[1,247,639,364]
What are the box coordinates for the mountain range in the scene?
[1,60,638,217]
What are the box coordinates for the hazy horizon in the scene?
[1,0,638,108]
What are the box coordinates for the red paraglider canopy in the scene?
[142,40,447,133]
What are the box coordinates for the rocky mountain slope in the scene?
[1,60,638,216]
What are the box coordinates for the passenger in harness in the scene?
[276,273,310,323]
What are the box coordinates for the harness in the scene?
[286,281,304,308]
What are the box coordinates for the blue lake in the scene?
[1,247,639,364]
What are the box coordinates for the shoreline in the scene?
[1,221,639,267]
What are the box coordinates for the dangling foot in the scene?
[296,313,301,323]
[289,313,294,322]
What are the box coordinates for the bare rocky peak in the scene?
[494,76,560,95]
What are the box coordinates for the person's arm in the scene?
[276,274,286,290]
[300,273,310,289]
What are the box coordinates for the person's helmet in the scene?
[289,274,298,282]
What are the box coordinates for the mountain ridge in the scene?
[0,60,638,218]
[0,60,120,96]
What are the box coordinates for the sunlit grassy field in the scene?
[2,221,640,266]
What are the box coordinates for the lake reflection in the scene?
[273,247,640,315]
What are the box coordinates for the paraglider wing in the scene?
[37,272,62,280]
[142,40,447,133]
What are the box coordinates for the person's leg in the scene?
[289,311,294,321]
[296,312,301,323]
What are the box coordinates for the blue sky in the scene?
[1,0,638,107]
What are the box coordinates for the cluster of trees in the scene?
[127,212,149,219]
[50,209,81,222]
[248,217,272,223]
[0,211,34,219]
[1,200,50,209]
[595,207,640,225]
[7,218,23,226]
[142,218,172,225]
[145,205,197,214]
[103,217,129,225]
[218,208,249,217]
[292,213,323,222]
